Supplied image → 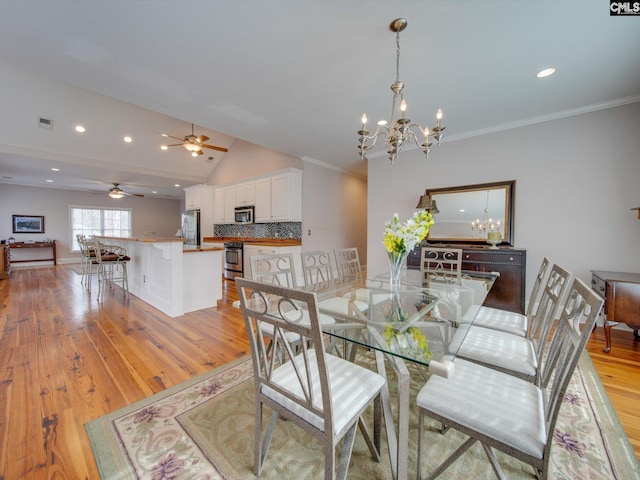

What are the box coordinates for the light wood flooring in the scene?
[0,265,638,479]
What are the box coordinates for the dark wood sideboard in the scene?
[0,244,10,279]
[591,270,640,353]
[408,246,527,314]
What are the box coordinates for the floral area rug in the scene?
[86,352,639,480]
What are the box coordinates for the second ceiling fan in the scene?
[161,123,228,157]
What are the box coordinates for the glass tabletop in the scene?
[301,267,498,367]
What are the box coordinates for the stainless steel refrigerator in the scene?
[181,210,201,246]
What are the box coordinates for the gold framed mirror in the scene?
[424,180,515,246]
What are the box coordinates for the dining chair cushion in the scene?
[416,358,546,460]
[452,325,538,378]
[318,297,368,316]
[100,253,131,262]
[472,306,528,337]
[263,349,385,436]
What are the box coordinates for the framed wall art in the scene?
[12,215,45,234]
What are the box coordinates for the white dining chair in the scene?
[471,257,551,337]
[415,277,603,480]
[236,277,385,480]
[419,247,462,282]
[251,253,336,357]
[452,263,571,383]
[333,248,363,280]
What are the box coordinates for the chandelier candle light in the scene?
[358,18,446,164]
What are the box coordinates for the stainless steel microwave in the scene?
[234,206,254,224]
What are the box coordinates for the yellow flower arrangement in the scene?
[383,209,434,254]
[382,324,433,362]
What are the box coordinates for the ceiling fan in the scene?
[108,183,144,199]
[161,123,229,157]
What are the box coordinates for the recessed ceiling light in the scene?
[152,191,157,194]
[46,179,53,183]
[536,67,556,78]
[123,136,133,143]
[161,145,168,150]
[75,125,86,133]
[51,167,60,172]
[174,184,181,187]
[161,133,169,137]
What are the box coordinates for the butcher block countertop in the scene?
[203,237,302,246]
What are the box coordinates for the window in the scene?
[70,206,132,251]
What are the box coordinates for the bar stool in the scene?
[91,244,130,302]
[76,234,99,292]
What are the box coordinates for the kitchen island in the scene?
[96,237,223,317]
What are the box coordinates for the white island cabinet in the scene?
[95,237,223,317]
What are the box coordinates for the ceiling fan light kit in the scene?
[161,123,228,157]
[108,183,143,199]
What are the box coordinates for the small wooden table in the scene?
[9,241,57,266]
[591,270,640,353]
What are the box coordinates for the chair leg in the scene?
[424,436,477,480]
[481,443,507,480]
[335,422,357,480]
[255,406,278,477]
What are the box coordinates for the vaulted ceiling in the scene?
[0,1,638,198]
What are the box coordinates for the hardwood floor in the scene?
[0,265,638,479]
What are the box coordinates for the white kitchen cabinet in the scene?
[184,185,214,240]
[223,186,236,223]
[213,187,225,223]
[254,177,272,222]
[253,170,302,222]
[236,181,256,207]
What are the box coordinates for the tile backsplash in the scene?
[213,222,301,240]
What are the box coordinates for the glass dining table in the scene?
[300,267,498,480]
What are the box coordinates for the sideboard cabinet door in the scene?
[462,249,526,314]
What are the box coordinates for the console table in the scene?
[591,270,640,353]
[9,241,57,266]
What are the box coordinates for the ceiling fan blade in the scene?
[162,134,185,142]
[202,144,229,153]
[164,143,184,147]
[196,135,209,143]
[131,193,145,197]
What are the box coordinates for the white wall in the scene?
[368,102,640,297]
[300,161,368,260]
[0,184,181,263]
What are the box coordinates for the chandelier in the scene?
[357,18,445,164]
[471,191,501,235]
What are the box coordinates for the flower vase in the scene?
[387,250,409,288]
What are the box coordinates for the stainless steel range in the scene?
[223,242,244,280]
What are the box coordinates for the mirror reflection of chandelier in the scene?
[357,18,445,164]
[471,191,501,234]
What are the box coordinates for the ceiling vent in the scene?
[38,117,53,130]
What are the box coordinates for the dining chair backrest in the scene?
[333,248,362,280]
[237,277,331,423]
[525,256,551,318]
[536,277,604,465]
[250,253,297,288]
[420,247,462,281]
[528,263,571,363]
[301,250,334,285]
